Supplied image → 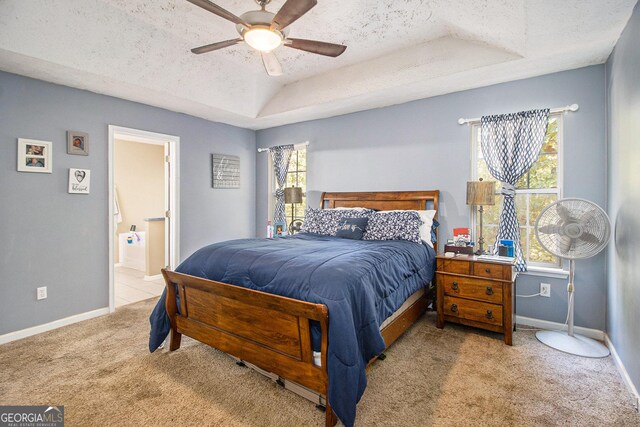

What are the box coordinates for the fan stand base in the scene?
[536,330,610,358]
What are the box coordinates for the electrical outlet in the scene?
[36,286,47,300]
[540,283,551,298]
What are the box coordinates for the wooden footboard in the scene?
[161,269,338,426]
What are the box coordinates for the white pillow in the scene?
[381,210,437,247]
[416,210,437,247]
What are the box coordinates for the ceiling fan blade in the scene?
[285,38,347,57]
[261,51,283,76]
[186,0,249,28]
[191,38,243,54]
[272,0,317,31]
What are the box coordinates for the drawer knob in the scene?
[486,310,493,319]
[450,304,458,313]
[486,286,494,295]
[451,281,459,290]
[485,268,491,273]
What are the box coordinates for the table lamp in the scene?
[284,186,303,233]
[466,178,496,254]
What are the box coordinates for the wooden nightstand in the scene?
[435,255,516,345]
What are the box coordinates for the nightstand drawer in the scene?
[437,259,471,275]
[443,296,503,326]
[473,262,507,279]
[440,275,503,304]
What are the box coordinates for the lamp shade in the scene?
[284,186,303,204]
[466,180,496,206]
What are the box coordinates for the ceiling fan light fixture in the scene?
[243,27,282,52]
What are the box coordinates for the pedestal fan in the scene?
[534,198,611,358]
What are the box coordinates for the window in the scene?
[269,147,307,227]
[284,148,307,227]
[471,116,562,268]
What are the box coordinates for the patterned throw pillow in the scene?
[363,211,423,243]
[336,217,369,240]
[301,208,373,236]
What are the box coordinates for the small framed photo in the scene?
[273,221,288,237]
[68,168,91,194]
[17,138,52,173]
[67,131,89,156]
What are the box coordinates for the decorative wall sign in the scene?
[211,154,240,189]
[68,168,91,194]
[67,130,89,156]
[17,138,52,173]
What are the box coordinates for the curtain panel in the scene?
[481,109,550,271]
[269,144,295,225]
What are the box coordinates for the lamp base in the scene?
[535,330,609,358]
[477,205,486,255]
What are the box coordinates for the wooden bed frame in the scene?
[161,190,439,427]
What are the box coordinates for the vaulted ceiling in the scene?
[0,0,636,129]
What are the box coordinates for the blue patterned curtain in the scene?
[269,144,295,225]
[481,109,550,271]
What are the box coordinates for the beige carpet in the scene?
[1,299,637,426]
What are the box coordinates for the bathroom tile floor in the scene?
[115,266,164,308]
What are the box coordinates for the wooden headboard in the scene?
[319,190,440,250]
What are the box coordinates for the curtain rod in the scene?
[257,141,309,153]
[457,104,579,125]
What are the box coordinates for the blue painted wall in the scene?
[606,0,640,398]
[0,71,256,335]
[256,65,608,330]
[0,62,616,339]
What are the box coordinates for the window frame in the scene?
[469,113,567,273]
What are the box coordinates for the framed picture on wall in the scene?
[17,138,52,173]
[211,153,240,189]
[67,130,89,156]
[68,168,91,194]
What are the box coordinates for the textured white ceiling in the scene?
[0,0,636,129]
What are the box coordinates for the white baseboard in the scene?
[144,274,162,281]
[0,307,110,345]
[605,334,640,412]
[515,315,605,341]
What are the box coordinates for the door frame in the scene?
[107,125,180,313]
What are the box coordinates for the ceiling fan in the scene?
[186,0,347,76]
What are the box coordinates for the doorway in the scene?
[108,126,179,312]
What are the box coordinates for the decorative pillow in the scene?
[377,210,437,247]
[336,217,369,240]
[299,208,333,235]
[416,210,437,244]
[300,207,374,236]
[363,211,423,243]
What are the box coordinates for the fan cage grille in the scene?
[535,198,611,259]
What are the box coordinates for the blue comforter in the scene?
[149,233,435,427]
